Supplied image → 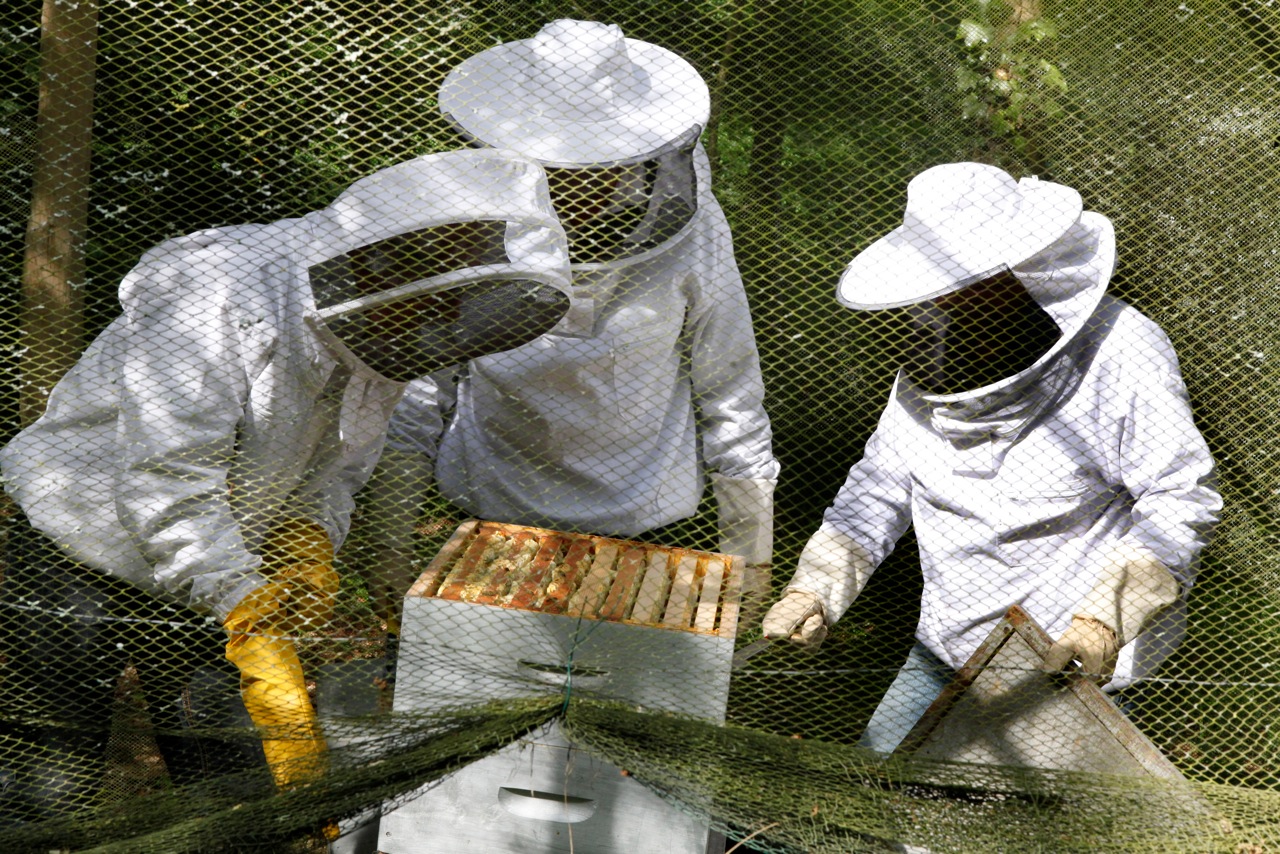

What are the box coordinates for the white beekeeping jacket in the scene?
[386,146,779,549]
[793,217,1221,691]
[1,150,569,620]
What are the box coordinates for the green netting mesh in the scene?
[0,1,1277,852]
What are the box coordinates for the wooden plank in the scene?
[630,551,673,626]
[539,537,595,614]
[407,519,478,600]
[662,554,701,629]
[457,531,515,602]
[505,535,564,611]
[693,557,725,634]
[716,556,745,640]
[599,546,647,622]
[435,527,503,601]
[567,542,620,618]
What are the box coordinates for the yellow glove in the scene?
[223,519,338,789]
[762,589,828,649]
[224,618,327,789]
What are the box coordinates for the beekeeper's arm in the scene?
[112,235,334,788]
[227,385,400,790]
[113,233,274,620]
[358,373,453,633]
[1043,317,1221,682]
[684,186,779,572]
[764,397,915,647]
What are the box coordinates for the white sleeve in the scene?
[383,372,454,459]
[684,205,779,484]
[683,194,779,563]
[113,241,266,620]
[1112,313,1221,591]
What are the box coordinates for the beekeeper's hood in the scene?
[836,161,1115,400]
[438,19,710,267]
[305,148,572,382]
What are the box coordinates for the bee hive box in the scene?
[377,520,740,854]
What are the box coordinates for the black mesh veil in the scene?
[308,220,570,382]
[539,124,701,266]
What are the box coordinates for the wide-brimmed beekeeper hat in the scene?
[304,148,572,382]
[837,162,1085,310]
[438,19,710,166]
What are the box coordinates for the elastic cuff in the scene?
[1073,613,1118,637]
[213,573,270,624]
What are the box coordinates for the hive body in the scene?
[378,521,743,854]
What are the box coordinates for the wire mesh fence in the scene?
[0,1,1277,852]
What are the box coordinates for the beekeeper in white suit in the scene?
[363,19,779,644]
[763,162,1221,753]
[0,148,570,821]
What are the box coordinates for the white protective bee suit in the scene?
[0,148,571,814]
[2,149,570,620]
[385,146,776,545]
[369,21,778,615]
[765,163,1220,752]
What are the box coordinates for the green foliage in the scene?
[954,0,1068,161]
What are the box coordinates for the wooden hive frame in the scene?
[895,604,1185,780]
[407,519,744,639]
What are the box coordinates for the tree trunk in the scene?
[19,0,99,427]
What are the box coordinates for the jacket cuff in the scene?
[786,521,875,625]
[211,572,269,624]
[711,473,775,565]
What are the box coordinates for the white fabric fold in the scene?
[711,473,775,565]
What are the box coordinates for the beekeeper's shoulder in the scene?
[119,220,296,316]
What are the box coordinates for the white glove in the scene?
[1041,616,1119,683]
[361,448,434,634]
[784,523,875,626]
[763,525,876,650]
[711,473,775,565]
[1042,546,1180,684]
[763,589,827,648]
[1076,546,1181,647]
